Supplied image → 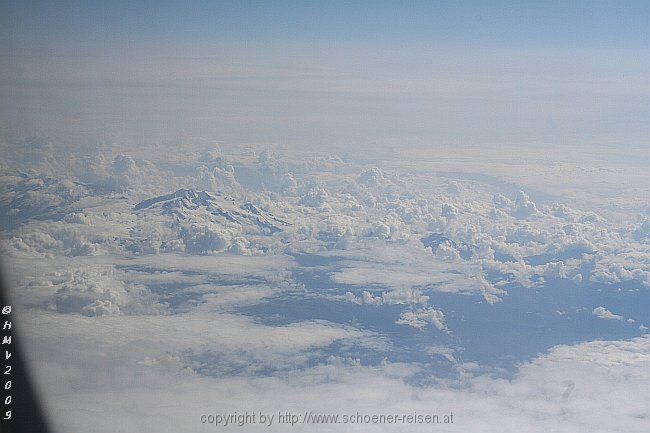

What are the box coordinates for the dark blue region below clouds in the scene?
[236,253,649,380]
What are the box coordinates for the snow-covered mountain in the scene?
[127,189,290,255]
[134,188,289,234]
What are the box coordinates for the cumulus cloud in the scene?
[298,186,329,208]
[48,267,165,316]
[357,167,385,187]
[513,190,538,218]
[343,287,429,307]
[633,218,650,242]
[591,306,623,321]
[396,307,448,331]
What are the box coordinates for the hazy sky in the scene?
[2,1,649,149]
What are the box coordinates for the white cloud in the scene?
[513,190,539,218]
[396,307,448,331]
[48,267,166,316]
[592,306,623,321]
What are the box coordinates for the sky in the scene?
[4,1,650,47]
[2,1,650,149]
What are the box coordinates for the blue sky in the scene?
[4,1,650,47]
[2,1,650,148]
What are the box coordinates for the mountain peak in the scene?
[134,189,289,233]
